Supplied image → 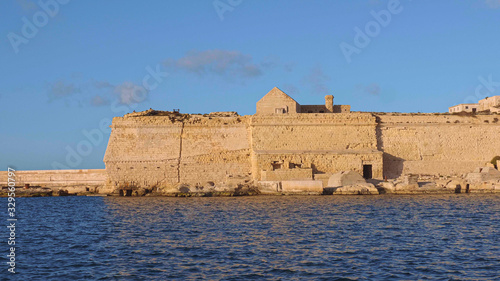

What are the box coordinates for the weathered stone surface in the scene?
[331,184,379,195]
[327,171,367,187]
[257,181,281,194]
[324,171,378,195]
[281,180,323,194]
[468,179,500,193]
[466,167,500,184]
[376,176,469,194]
[0,169,106,189]
[379,114,500,178]
[0,187,53,197]
[402,174,419,185]
[377,181,396,193]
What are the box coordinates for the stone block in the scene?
[281,180,323,194]
[327,171,366,187]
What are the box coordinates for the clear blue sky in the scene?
[1,0,500,170]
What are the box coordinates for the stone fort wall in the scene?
[250,113,383,180]
[0,169,106,188]
[376,113,500,178]
[103,111,500,190]
[103,114,251,189]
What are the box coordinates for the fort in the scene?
[2,87,500,196]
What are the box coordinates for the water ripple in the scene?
[2,194,499,280]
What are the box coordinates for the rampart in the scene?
[0,169,106,189]
[250,113,383,181]
[103,111,252,190]
[102,109,500,192]
[375,113,500,178]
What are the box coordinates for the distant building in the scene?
[448,103,478,113]
[449,95,500,113]
[478,96,500,113]
[256,87,350,115]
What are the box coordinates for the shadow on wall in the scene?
[383,153,405,179]
[311,163,321,174]
[376,117,404,179]
[375,116,383,151]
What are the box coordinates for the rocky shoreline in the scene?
[2,168,499,198]
[2,165,499,198]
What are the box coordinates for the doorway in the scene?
[363,165,373,179]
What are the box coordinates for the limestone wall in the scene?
[0,169,106,188]
[253,151,383,180]
[261,168,313,181]
[250,113,383,179]
[104,114,252,189]
[377,113,500,178]
[179,117,251,185]
[250,113,377,151]
[103,109,500,190]
[104,116,182,188]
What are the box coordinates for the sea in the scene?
[1,194,499,280]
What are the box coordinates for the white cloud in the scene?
[485,0,500,8]
[364,83,381,95]
[163,49,263,78]
[94,80,114,89]
[90,96,109,106]
[113,82,149,105]
[303,66,330,95]
[48,80,80,100]
[355,83,382,96]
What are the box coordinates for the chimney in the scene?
[325,95,334,112]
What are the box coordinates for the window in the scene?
[272,161,282,170]
[275,108,286,114]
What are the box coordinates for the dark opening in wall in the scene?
[272,161,282,170]
[363,165,373,179]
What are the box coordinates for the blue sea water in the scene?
[1,194,499,280]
